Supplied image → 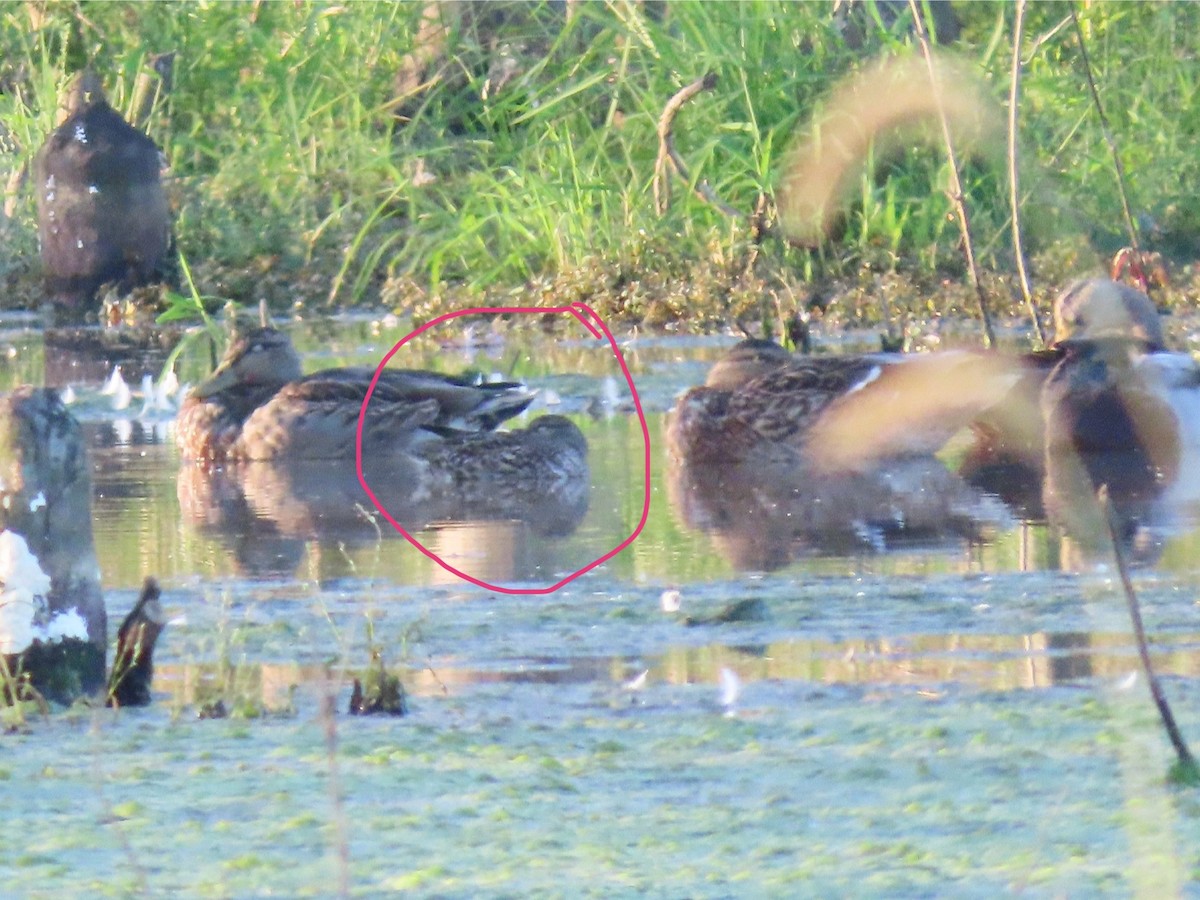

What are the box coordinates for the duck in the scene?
[953,278,1169,509]
[1041,279,1200,506]
[176,326,539,462]
[667,338,1019,472]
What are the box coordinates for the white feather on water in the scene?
[102,366,132,411]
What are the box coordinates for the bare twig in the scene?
[321,667,351,898]
[908,0,996,349]
[130,51,176,131]
[1069,5,1140,253]
[654,73,744,219]
[1100,486,1197,774]
[1007,0,1047,348]
[1023,13,1074,64]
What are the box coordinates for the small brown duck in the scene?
[176,327,538,462]
[419,413,590,498]
[960,278,1170,508]
[667,340,1018,472]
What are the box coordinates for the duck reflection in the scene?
[177,451,590,581]
[668,455,1010,571]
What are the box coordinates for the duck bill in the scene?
[191,363,239,399]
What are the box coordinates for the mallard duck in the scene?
[176,327,537,462]
[957,278,1169,509]
[1041,280,1200,504]
[1032,279,1200,560]
[418,413,589,497]
[35,70,173,313]
[667,340,1018,471]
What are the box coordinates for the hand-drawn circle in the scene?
[356,302,651,594]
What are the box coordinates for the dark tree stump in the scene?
[0,388,105,702]
[34,71,173,317]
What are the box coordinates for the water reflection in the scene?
[667,455,1012,572]
[8,320,1198,588]
[42,326,181,387]
[177,456,590,582]
[153,630,1200,709]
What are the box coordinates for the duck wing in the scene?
[375,368,535,431]
[666,356,880,463]
[724,356,882,445]
[301,367,533,433]
[238,377,442,460]
[806,351,1025,472]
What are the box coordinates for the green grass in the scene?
[1,1,1198,324]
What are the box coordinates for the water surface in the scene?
[3,315,1200,896]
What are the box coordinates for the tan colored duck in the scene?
[1042,280,1200,503]
[176,327,540,462]
[667,339,1018,472]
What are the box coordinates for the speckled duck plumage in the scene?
[176,327,541,463]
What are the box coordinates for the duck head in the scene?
[1052,279,1164,350]
[705,339,792,390]
[192,327,303,400]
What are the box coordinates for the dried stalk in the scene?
[1007,0,1046,348]
[130,51,176,131]
[653,73,744,218]
[1099,486,1197,774]
[321,667,351,898]
[907,0,996,349]
[1069,5,1140,253]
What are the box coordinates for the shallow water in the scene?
[4,315,1200,896]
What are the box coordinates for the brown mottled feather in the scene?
[176,327,534,462]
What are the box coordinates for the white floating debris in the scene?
[601,376,621,408]
[101,366,132,410]
[138,373,176,417]
[0,530,52,654]
[624,669,649,692]
[60,386,76,405]
[718,667,742,715]
[28,492,45,513]
[660,589,681,613]
[1115,671,1139,692]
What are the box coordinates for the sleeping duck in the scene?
[175,326,552,463]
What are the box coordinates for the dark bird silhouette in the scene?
[34,70,173,315]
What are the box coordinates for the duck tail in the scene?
[470,386,537,431]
